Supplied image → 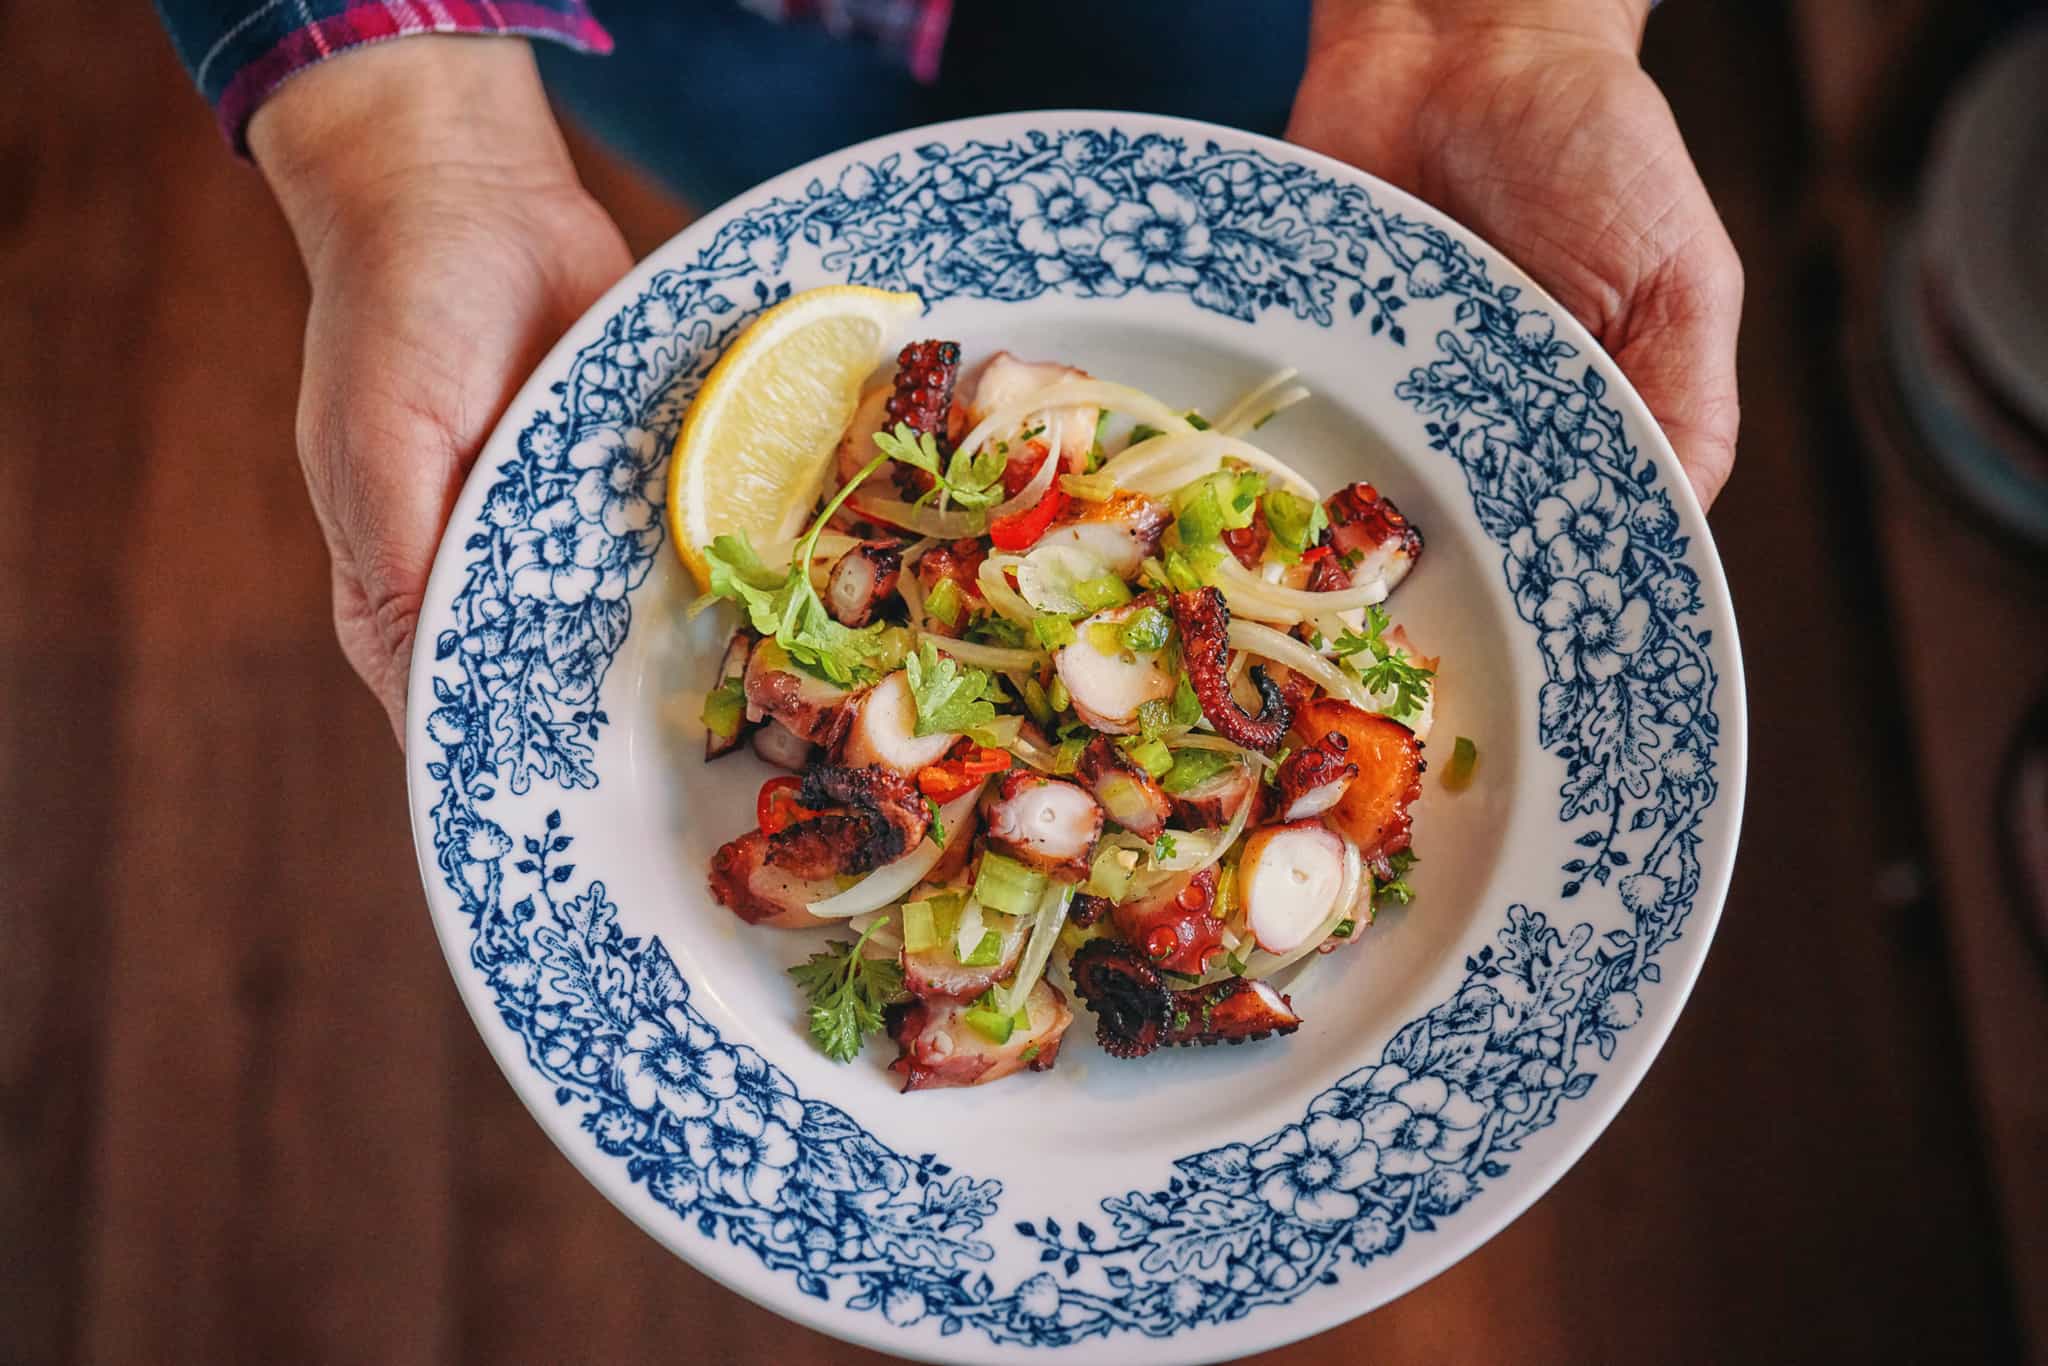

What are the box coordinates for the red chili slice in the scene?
[915,745,1013,803]
[756,775,822,835]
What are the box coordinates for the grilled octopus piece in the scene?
[1076,734,1172,839]
[1111,866,1226,976]
[709,764,932,926]
[1161,978,1302,1046]
[1272,729,1360,821]
[1308,481,1423,595]
[770,764,933,878]
[885,978,1072,1091]
[826,541,902,628]
[1069,940,1305,1056]
[913,539,987,637]
[983,771,1103,880]
[1168,586,1292,752]
[1067,940,1170,1058]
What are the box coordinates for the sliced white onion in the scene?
[856,497,985,538]
[987,414,1062,522]
[807,787,982,917]
[1171,732,1277,772]
[930,633,1045,673]
[897,562,926,632]
[1218,385,1311,437]
[1097,431,1319,498]
[1014,543,1110,615]
[956,380,1194,463]
[1242,837,1363,979]
[975,557,1039,627]
[1227,619,1372,707]
[1211,367,1299,435]
[953,897,987,961]
[999,881,1075,1015]
[1213,557,1388,620]
[1005,730,1062,773]
[848,908,904,952]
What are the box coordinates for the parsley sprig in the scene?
[702,452,900,686]
[786,919,911,1062]
[904,638,1000,736]
[1332,604,1435,719]
[873,422,1006,510]
[1376,849,1419,906]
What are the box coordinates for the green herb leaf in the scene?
[1376,848,1418,907]
[1332,604,1435,720]
[874,423,1006,510]
[924,795,947,847]
[1151,831,1178,862]
[904,638,999,736]
[787,920,910,1063]
[700,455,898,685]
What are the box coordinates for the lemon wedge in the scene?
[668,284,923,589]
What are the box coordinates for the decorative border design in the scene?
[419,127,1719,1350]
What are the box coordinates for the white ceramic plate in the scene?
[407,112,1745,1364]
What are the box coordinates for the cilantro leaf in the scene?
[1151,832,1178,862]
[1332,604,1435,719]
[904,638,999,736]
[701,456,899,685]
[874,423,1006,510]
[788,921,910,1063]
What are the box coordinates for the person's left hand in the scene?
[1286,0,1743,509]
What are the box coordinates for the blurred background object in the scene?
[2,1,2043,1364]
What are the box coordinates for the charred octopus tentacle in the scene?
[1169,586,1292,752]
[767,764,932,878]
[1161,977,1303,1046]
[1067,939,1170,1058]
[885,340,962,436]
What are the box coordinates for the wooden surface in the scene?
[1,3,2033,1363]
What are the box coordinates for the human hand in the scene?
[252,37,633,741]
[1287,0,1742,508]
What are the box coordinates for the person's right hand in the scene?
[252,37,633,742]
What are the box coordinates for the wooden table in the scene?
[1,3,2030,1361]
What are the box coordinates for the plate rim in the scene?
[405,107,1748,1363]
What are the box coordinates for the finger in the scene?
[329,557,409,744]
[1603,222,1744,510]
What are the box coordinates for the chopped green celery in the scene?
[973,851,1049,918]
[1127,423,1164,446]
[1169,672,1202,726]
[1263,487,1328,559]
[1073,574,1132,612]
[1032,614,1077,651]
[1087,621,1126,656]
[1184,411,1211,430]
[1058,917,1114,954]
[700,677,746,739]
[924,576,964,628]
[1021,677,1054,727]
[1332,918,1356,938]
[1048,676,1071,714]
[1172,471,1265,551]
[1117,605,1172,654]
[1125,737,1173,777]
[1082,845,1135,902]
[1444,735,1478,789]
[1058,471,1118,502]
[1136,698,1172,739]
[1160,747,1235,794]
[964,990,1029,1044]
[1051,736,1087,774]
[966,713,1023,749]
[960,927,1006,967]
[902,900,939,953]
[1162,548,1207,593]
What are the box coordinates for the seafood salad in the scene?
[697,342,1449,1091]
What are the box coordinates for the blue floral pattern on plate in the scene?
[417,125,1722,1349]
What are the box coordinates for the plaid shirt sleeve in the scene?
[153,0,612,154]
